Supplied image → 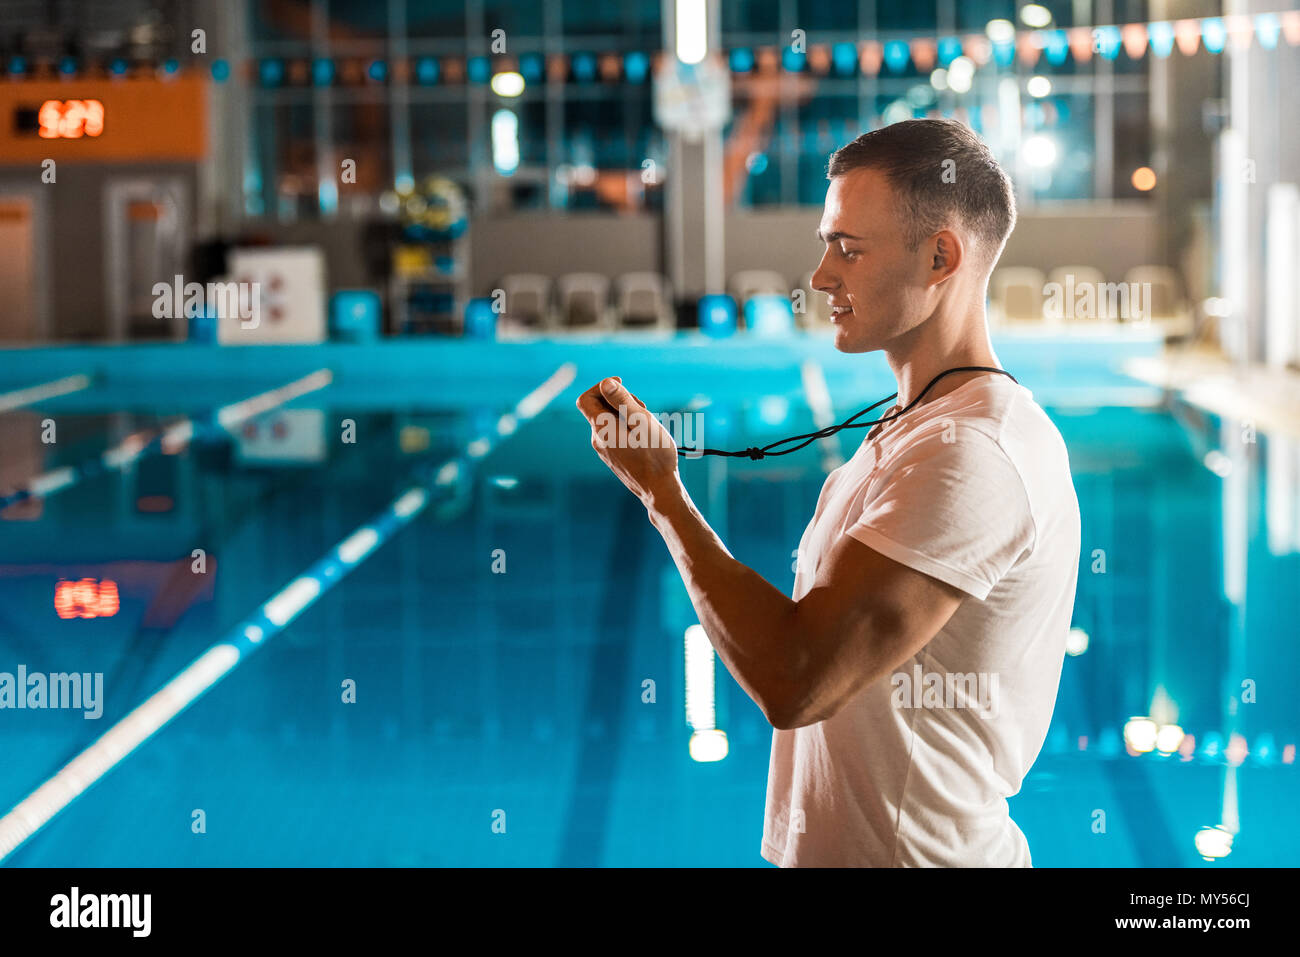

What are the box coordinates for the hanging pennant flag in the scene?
[309,57,332,85]
[1174,19,1201,56]
[883,40,911,73]
[625,50,649,82]
[1147,21,1175,57]
[565,9,1300,85]
[937,36,963,67]
[1121,24,1148,59]
[53,8,1300,88]
[1068,27,1093,63]
[1016,32,1039,66]
[1283,11,1300,45]
[341,58,367,83]
[965,35,992,66]
[1201,18,1226,54]
[1094,25,1122,60]
[520,52,544,82]
[832,42,857,75]
[1044,29,1069,66]
[599,53,621,81]
[859,41,883,75]
[1226,14,1254,50]
[258,58,284,86]
[1253,13,1280,50]
[414,56,438,84]
[572,52,597,81]
[911,38,937,72]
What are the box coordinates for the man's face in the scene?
[811,167,934,354]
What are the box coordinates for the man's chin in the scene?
[832,326,878,354]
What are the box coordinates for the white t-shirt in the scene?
[761,373,1080,867]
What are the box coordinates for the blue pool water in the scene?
[0,337,1296,866]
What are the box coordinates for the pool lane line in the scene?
[0,362,576,864]
[799,359,844,472]
[0,369,333,512]
[0,374,93,414]
[556,492,648,866]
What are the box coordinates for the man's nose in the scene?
[810,250,836,294]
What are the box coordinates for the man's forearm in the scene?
[643,474,808,727]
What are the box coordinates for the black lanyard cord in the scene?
[677,365,1018,460]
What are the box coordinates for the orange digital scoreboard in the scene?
[1,76,208,163]
[23,98,106,138]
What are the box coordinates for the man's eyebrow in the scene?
[816,229,863,244]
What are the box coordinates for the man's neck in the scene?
[884,302,999,409]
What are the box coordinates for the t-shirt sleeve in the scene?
[845,430,1036,601]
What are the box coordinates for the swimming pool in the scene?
[1,334,1296,866]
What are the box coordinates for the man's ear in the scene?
[929,229,964,286]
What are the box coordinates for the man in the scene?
[576,118,1081,867]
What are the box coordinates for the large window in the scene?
[244,0,1152,219]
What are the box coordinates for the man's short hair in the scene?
[826,118,1016,267]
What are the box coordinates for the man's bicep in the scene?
[785,533,966,728]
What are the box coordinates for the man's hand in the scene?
[575,377,680,507]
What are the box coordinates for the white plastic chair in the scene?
[499,274,553,330]
[1045,266,1112,326]
[989,267,1047,327]
[728,269,790,306]
[615,272,675,331]
[1124,265,1191,334]
[1046,266,1107,291]
[555,273,614,331]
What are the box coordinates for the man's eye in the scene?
[841,248,859,259]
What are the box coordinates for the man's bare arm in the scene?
[645,474,965,729]
[577,377,966,730]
